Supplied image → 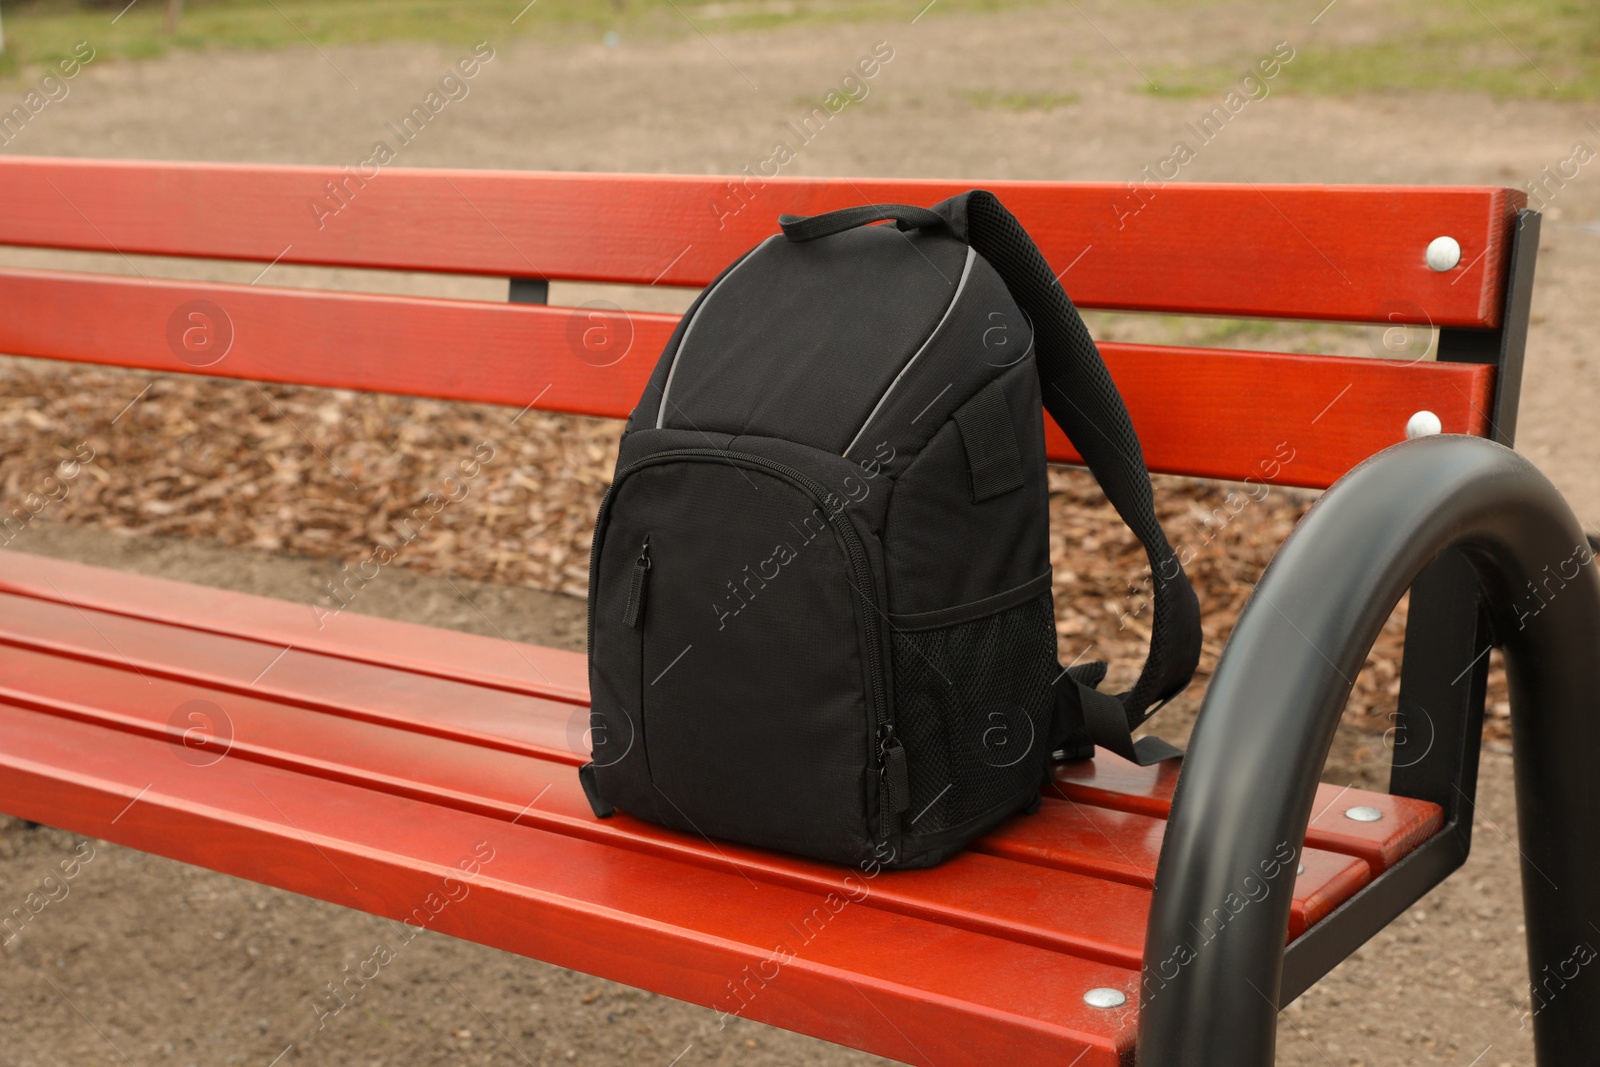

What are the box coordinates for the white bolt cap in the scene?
[1083,987,1127,1009]
[1426,236,1462,272]
[1406,410,1443,439]
[1345,806,1384,823]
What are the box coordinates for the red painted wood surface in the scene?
[0,548,1444,1059]
[0,549,587,708]
[0,705,1138,1067]
[0,156,1521,326]
[0,268,1496,490]
[0,550,1429,905]
[0,562,1368,943]
[974,802,1369,937]
[1055,753,1445,872]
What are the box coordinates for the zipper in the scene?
[593,447,902,838]
[623,536,651,628]
[877,723,908,839]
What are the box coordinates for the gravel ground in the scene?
[3,2,1597,1062]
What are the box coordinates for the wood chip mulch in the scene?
[0,357,1509,740]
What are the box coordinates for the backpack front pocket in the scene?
[588,447,898,864]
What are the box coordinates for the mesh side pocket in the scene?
[890,591,1058,837]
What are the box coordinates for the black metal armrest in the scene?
[1137,434,1600,1066]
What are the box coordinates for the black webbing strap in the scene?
[778,204,951,241]
[781,195,1202,766]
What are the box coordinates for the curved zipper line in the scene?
[598,448,889,771]
[841,245,977,457]
[654,235,780,429]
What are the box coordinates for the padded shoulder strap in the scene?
[781,194,1203,764]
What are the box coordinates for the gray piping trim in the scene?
[655,235,779,429]
[842,246,978,456]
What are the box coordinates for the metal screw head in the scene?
[1345,805,1384,823]
[1083,987,1127,1009]
[1296,863,1306,876]
[1406,410,1443,439]
[1426,236,1462,272]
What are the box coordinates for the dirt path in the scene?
[2,4,1595,1063]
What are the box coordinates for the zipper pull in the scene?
[878,724,909,838]
[622,536,651,628]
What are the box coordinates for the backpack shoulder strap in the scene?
[933,190,1201,765]
[779,194,1203,765]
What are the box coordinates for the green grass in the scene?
[1148,0,1600,101]
[962,87,1079,111]
[0,0,1597,100]
[0,0,1054,77]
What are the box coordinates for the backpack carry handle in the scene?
[779,204,953,242]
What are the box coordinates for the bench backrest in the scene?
[0,157,1535,490]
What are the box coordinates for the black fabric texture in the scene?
[627,246,761,433]
[779,204,952,241]
[928,190,1202,745]
[577,762,613,818]
[589,439,882,864]
[881,358,1050,615]
[888,569,1051,631]
[953,380,1026,502]
[890,591,1058,840]
[654,224,969,454]
[839,250,1026,476]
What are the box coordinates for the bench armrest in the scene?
[1138,434,1600,1066]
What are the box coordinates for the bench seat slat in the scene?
[1054,755,1445,872]
[0,268,1497,489]
[974,804,1370,938]
[0,157,1521,326]
[0,549,1415,936]
[0,588,581,759]
[0,598,1368,944]
[0,644,1156,969]
[0,702,1137,1067]
[0,549,586,705]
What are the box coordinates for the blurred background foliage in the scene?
[0,0,1597,99]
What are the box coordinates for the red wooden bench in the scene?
[1,157,1594,1065]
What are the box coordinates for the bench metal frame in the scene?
[1140,209,1600,1064]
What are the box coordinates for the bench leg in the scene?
[1136,435,1600,1065]
[1505,566,1600,1058]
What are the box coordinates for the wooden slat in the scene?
[0,653,1158,969]
[0,156,1521,326]
[0,620,1363,947]
[1073,342,1493,488]
[0,269,1497,489]
[0,548,1446,883]
[0,549,1398,941]
[975,801,1369,938]
[977,805,1369,937]
[0,704,1137,1067]
[1055,754,1445,872]
[0,549,585,707]
[0,594,579,760]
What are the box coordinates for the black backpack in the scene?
[580,191,1202,869]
